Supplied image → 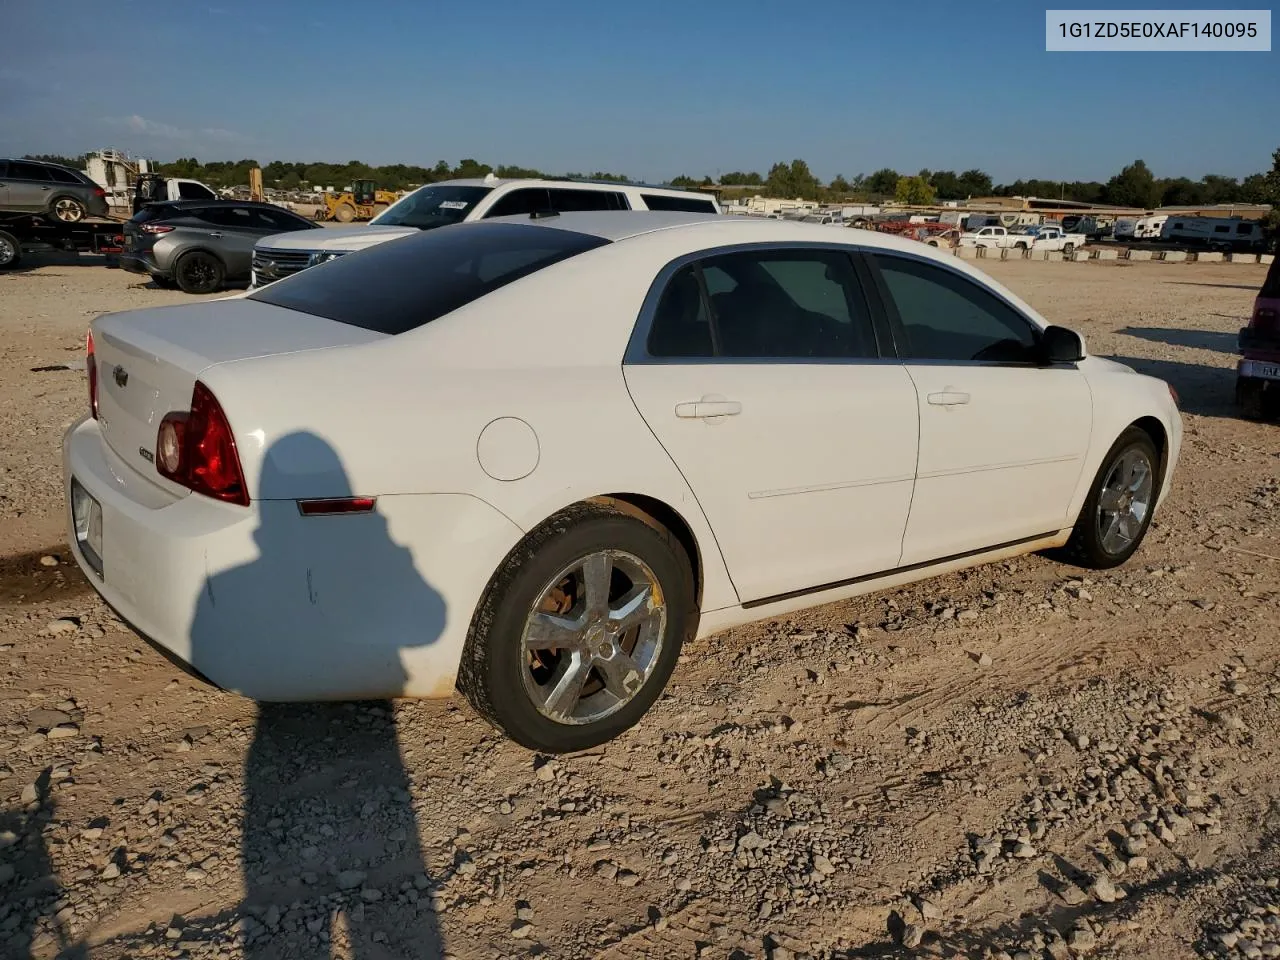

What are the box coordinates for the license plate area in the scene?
[71,478,104,578]
[1243,360,1280,381]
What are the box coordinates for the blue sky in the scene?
[1,0,1275,183]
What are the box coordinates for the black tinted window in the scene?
[9,161,51,181]
[250,223,610,335]
[549,188,627,212]
[875,255,1038,363]
[130,204,181,223]
[177,181,215,200]
[48,166,84,184]
[485,188,550,218]
[641,194,716,213]
[649,249,877,359]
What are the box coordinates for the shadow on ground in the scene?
[1119,326,1240,355]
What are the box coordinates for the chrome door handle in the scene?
[927,390,971,406]
[675,399,742,418]
[208,232,223,238]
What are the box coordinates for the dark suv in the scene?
[122,200,321,293]
[0,158,110,222]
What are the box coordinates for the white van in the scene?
[251,177,721,286]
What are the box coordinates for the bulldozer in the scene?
[315,179,399,223]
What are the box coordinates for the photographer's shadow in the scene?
[190,432,447,959]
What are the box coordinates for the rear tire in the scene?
[0,229,21,269]
[372,203,389,218]
[458,500,696,753]
[174,251,225,294]
[1053,427,1159,569]
[50,196,87,223]
[334,204,356,223]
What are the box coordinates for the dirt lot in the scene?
[1,255,1278,960]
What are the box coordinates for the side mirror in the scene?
[1041,325,1085,363]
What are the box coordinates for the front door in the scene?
[624,246,920,604]
[868,253,1092,565]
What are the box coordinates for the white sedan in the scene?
[64,211,1182,752]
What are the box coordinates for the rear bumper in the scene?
[1239,326,1280,359]
[63,416,524,701]
[120,253,164,277]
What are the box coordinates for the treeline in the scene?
[22,151,1280,210]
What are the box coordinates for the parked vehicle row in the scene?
[64,211,1183,751]
[251,177,721,287]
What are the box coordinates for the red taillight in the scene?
[155,382,249,506]
[86,330,98,420]
[298,497,378,516]
[141,223,174,235]
[92,187,106,198]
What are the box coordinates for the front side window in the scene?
[647,248,877,360]
[874,255,1039,363]
[484,188,551,218]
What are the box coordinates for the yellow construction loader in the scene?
[316,179,399,223]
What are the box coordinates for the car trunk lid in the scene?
[92,299,387,494]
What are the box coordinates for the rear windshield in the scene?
[370,184,492,230]
[248,222,610,334]
[130,204,181,223]
[1262,257,1280,299]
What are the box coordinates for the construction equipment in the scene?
[315,179,398,223]
[249,167,264,202]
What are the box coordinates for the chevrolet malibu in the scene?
[64,212,1182,753]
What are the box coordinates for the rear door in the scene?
[624,245,919,604]
[194,207,271,277]
[867,252,1092,565]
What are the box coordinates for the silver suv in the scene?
[0,158,110,222]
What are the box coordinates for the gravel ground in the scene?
[1,255,1278,960]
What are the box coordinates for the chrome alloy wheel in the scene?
[519,549,667,725]
[1096,447,1154,555]
[54,198,84,222]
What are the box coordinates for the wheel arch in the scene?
[1129,415,1170,491]
[589,493,705,608]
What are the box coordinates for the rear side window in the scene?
[485,188,550,218]
[249,222,610,334]
[641,194,716,213]
[648,249,877,360]
[48,166,84,184]
[548,189,628,212]
[130,204,180,223]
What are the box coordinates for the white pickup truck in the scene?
[1031,226,1087,254]
[956,225,1032,251]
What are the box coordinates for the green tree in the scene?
[894,175,936,205]
[863,168,900,198]
[929,170,962,200]
[453,158,492,179]
[1104,160,1160,208]
[1159,177,1204,206]
[1199,173,1242,204]
[669,175,700,188]
[720,171,762,186]
[765,159,820,199]
[828,174,852,195]
[958,169,993,196]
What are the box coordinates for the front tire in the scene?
[458,501,696,753]
[51,196,87,223]
[0,229,21,269]
[1055,427,1159,569]
[174,251,225,294]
